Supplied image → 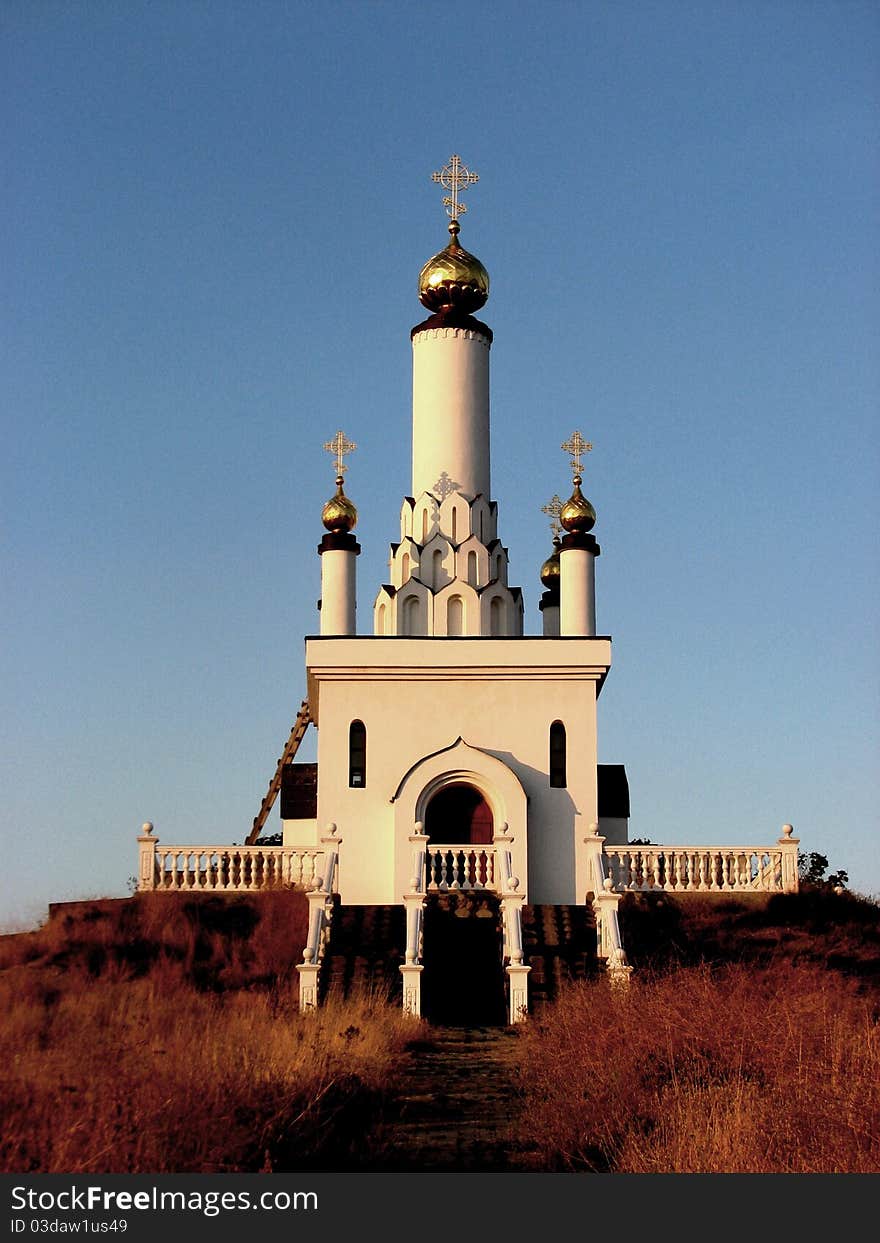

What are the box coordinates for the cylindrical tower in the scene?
[411,218,492,500]
[558,469,599,638]
[318,475,360,636]
[539,536,561,637]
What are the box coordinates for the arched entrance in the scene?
[425,782,493,845]
[422,783,505,1025]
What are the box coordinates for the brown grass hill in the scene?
[0,893,415,1174]
[1,887,878,1175]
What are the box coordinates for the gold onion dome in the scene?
[322,476,358,533]
[540,538,561,588]
[418,220,489,313]
[560,475,596,533]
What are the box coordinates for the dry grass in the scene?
[0,894,418,1173]
[515,962,880,1173]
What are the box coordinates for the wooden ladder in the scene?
[245,700,312,845]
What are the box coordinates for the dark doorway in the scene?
[420,893,507,1026]
[425,783,493,845]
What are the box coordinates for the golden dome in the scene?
[540,538,561,588]
[418,221,489,313]
[322,476,358,533]
[560,475,596,533]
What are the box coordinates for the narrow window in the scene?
[432,548,444,589]
[549,721,566,788]
[377,603,387,635]
[451,506,458,543]
[490,596,505,636]
[421,508,429,543]
[467,550,477,586]
[349,720,366,788]
[401,551,410,583]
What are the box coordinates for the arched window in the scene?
[549,721,566,788]
[490,596,505,636]
[349,720,366,788]
[432,548,444,589]
[421,508,429,543]
[467,550,477,586]
[451,506,458,543]
[377,603,387,635]
[401,552,410,583]
[447,594,463,636]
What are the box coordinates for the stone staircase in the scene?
[522,903,601,1012]
[321,902,406,1003]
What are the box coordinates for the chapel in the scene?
[136,156,799,1023]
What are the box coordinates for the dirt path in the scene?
[374,1026,541,1172]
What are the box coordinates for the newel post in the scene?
[400,822,429,1018]
[137,822,158,892]
[297,823,341,1012]
[497,821,530,1024]
[779,824,800,893]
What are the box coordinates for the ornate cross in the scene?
[431,154,479,220]
[561,430,593,477]
[323,429,356,476]
[433,471,461,501]
[541,495,563,537]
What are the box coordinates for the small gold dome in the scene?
[560,475,596,533]
[540,538,561,588]
[322,476,358,533]
[419,221,489,313]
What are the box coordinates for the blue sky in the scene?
[3,0,878,928]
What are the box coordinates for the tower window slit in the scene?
[349,720,367,788]
[549,721,566,788]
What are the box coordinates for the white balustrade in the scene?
[136,826,325,894]
[149,845,323,893]
[426,844,497,891]
[604,832,799,894]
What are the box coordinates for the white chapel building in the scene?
[137,155,800,1021]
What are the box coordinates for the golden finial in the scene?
[559,433,596,533]
[432,154,479,227]
[321,431,357,533]
[561,431,593,480]
[323,429,357,476]
[540,536,562,589]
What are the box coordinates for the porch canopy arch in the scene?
[391,737,528,899]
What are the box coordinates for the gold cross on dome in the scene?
[323,429,357,476]
[431,154,479,220]
[541,495,563,537]
[561,430,593,477]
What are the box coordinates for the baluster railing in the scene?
[603,830,798,894]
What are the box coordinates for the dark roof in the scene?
[280,763,318,819]
[598,764,630,818]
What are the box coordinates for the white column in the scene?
[559,542,596,637]
[412,328,491,500]
[540,594,560,637]
[319,541,358,636]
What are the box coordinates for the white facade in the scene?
[293,636,614,905]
